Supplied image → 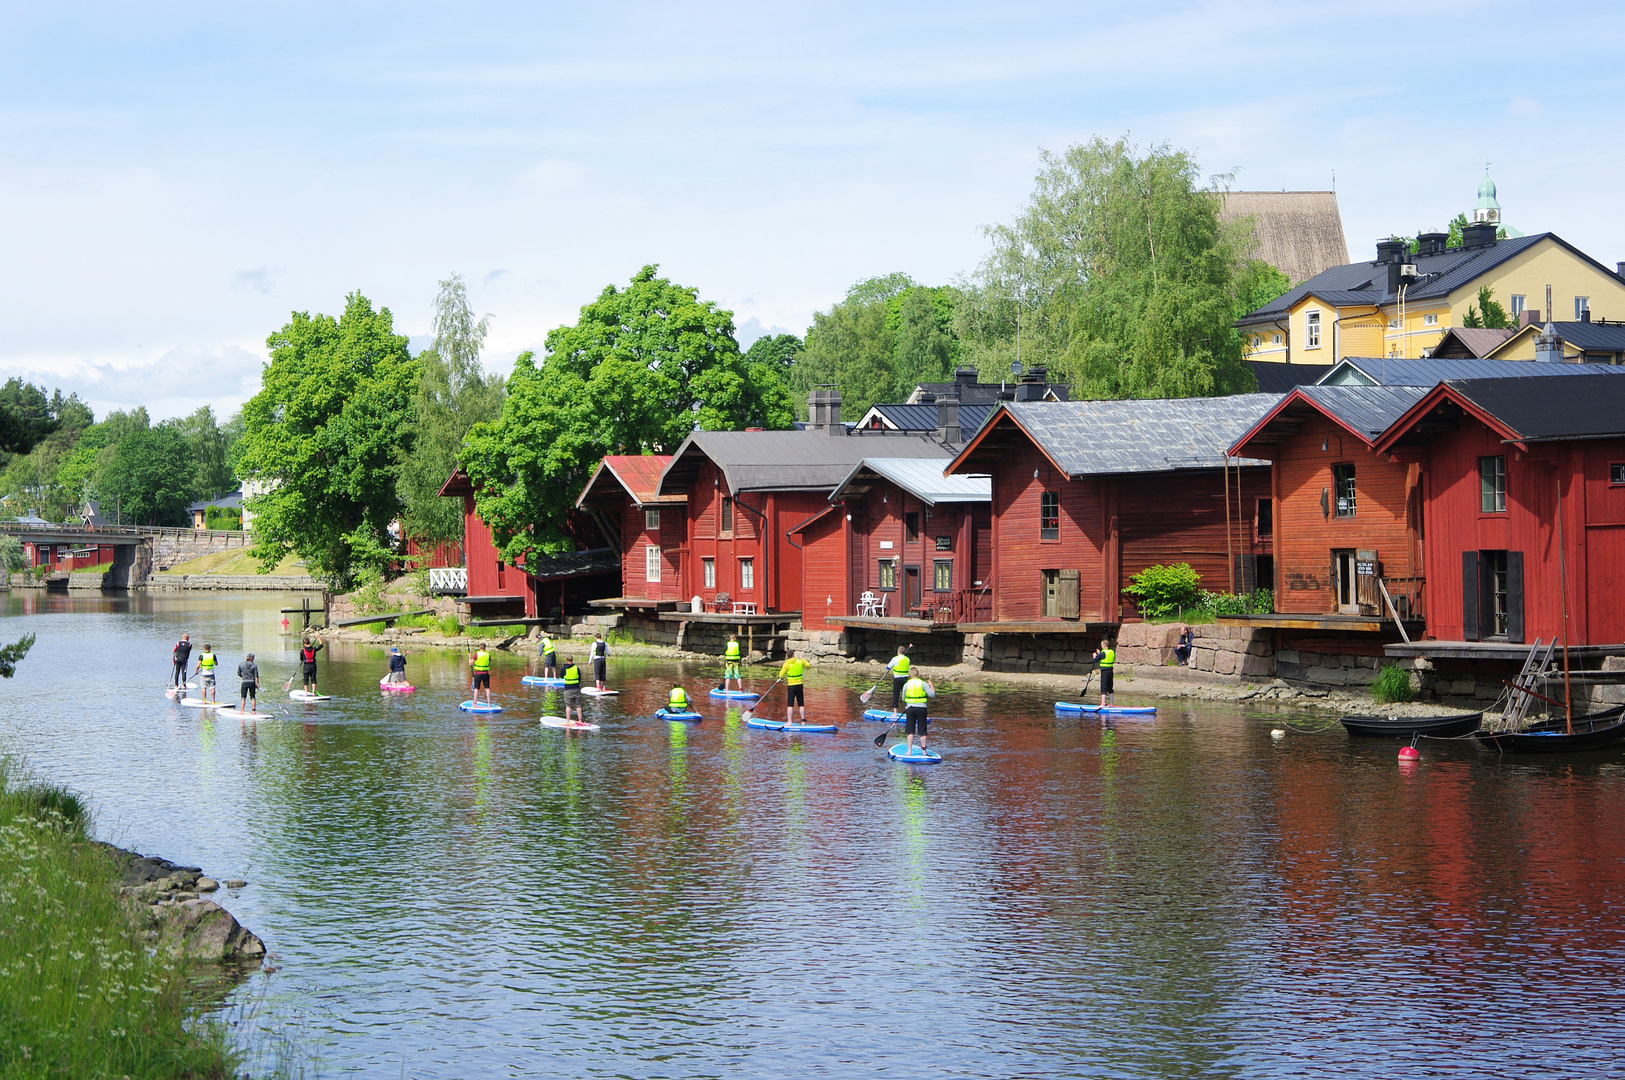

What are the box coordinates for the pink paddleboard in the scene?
[380,677,416,693]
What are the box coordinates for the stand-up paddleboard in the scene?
[219,706,276,720]
[745,717,838,733]
[379,678,415,693]
[709,688,760,700]
[179,698,227,708]
[656,708,703,723]
[521,675,567,687]
[888,745,942,764]
[862,708,903,722]
[459,700,503,713]
[581,687,618,697]
[164,681,197,695]
[290,690,332,702]
[540,715,600,731]
[1054,702,1157,716]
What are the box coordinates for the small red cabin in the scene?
[574,455,686,604]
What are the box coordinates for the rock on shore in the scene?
[96,844,264,963]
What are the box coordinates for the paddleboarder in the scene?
[539,633,557,678]
[386,646,408,685]
[901,672,935,755]
[192,643,219,703]
[779,650,808,725]
[299,638,324,696]
[723,634,743,693]
[1090,638,1116,707]
[170,633,193,689]
[237,653,260,714]
[887,644,911,714]
[469,645,493,705]
[668,683,693,714]
[561,656,585,725]
[590,632,608,691]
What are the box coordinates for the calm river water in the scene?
[5,591,1625,1078]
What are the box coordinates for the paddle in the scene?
[741,674,786,722]
[1075,669,1094,708]
[874,677,932,747]
[860,643,913,704]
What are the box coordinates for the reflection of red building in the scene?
[574,455,685,605]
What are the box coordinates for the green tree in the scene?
[958,136,1257,399]
[96,424,193,525]
[1232,260,1293,322]
[398,274,506,545]
[1462,284,1511,330]
[744,333,802,372]
[0,535,23,586]
[170,405,237,500]
[463,265,794,564]
[236,292,419,591]
[0,633,34,678]
[0,379,57,457]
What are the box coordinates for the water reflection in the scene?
[4,591,1625,1076]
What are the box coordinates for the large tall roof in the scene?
[829,458,990,507]
[1219,191,1349,285]
[1377,374,1625,451]
[948,396,1278,478]
[657,429,955,496]
[575,455,683,510]
[1230,385,1428,457]
[1317,356,1625,387]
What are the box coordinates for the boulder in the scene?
[154,898,265,962]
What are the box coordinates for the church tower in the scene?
[1472,167,1502,225]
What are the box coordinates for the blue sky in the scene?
[3,1,1622,421]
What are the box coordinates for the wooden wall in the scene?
[462,494,534,615]
[1273,414,1418,614]
[798,510,848,631]
[617,498,684,602]
[1115,467,1272,615]
[679,460,823,613]
[990,442,1106,621]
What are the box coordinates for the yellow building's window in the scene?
[1306,310,1321,348]
[1424,313,1438,326]
[1272,333,1281,345]
[1251,335,1261,348]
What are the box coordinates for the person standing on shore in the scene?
[539,633,557,679]
[590,632,608,691]
[237,653,260,714]
[469,646,493,704]
[299,638,324,696]
[887,644,911,714]
[1090,638,1116,707]
[723,634,743,693]
[192,644,219,703]
[171,633,193,689]
[561,656,584,725]
[779,650,808,725]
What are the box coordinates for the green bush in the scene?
[1125,563,1202,619]
[1371,664,1416,704]
[202,505,241,530]
[439,615,462,637]
[363,620,387,634]
[1201,588,1275,617]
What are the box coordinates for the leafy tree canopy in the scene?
[1462,284,1511,329]
[237,291,418,590]
[956,136,1257,399]
[463,265,794,564]
[0,633,34,679]
[97,423,193,526]
[743,333,802,372]
[398,274,506,545]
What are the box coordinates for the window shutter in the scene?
[1506,551,1524,643]
[1058,568,1081,619]
[1462,551,1481,641]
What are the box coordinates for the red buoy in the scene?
[1398,746,1420,761]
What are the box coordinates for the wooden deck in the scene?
[828,615,954,633]
[1385,641,1625,661]
[588,597,679,610]
[656,611,800,626]
[955,620,1117,635]
[1218,613,1421,633]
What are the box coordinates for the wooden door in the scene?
[1058,568,1081,619]
[1334,550,1358,614]
[905,566,921,613]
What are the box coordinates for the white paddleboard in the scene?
[219,707,275,720]
[581,687,618,697]
[179,698,227,708]
[540,716,600,731]
[289,690,332,701]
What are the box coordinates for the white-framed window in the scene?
[1511,294,1526,318]
[739,558,754,590]
[1272,333,1282,345]
[1305,309,1321,348]
[645,544,662,582]
[1388,316,1400,328]
[1424,313,1438,326]
[1250,335,1261,348]
[702,557,715,589]
[645,507,660,531]
[1577,297,1590,319]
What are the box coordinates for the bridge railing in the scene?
[429,567,468,595]
[0,522,248,543]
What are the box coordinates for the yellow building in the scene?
[1239,225,1625,364]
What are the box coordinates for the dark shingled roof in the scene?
[1247,361,1333,394]
[658,429,955,495]
[1545,320,1625,353]
[1296,385,1429,441]
[860,402,996,433]
[909,382,1069,404]
[963,396,1279,477]
[1237,233,1616,325]
[1444,375,1625,442]
[1318,356,1625,386]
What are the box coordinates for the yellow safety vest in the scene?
[669,688,691,710]
[473,650,491,672]
[200,652,216,671]
[892,654,910,675]
[725,640,741,661]
[903,677,929,706]
[540,637,553,655]
[780,658,807,685]
[563,664,581,686]
[1098,647,1115,669]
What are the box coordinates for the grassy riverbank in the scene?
[0,761,244,1079]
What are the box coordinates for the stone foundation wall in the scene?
[975,633,1103,674]
[1275,647,1381,687]
[1111,622,1274,678]
[787,629,851,663]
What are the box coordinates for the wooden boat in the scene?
[1473,705,1625,754]
[1340,711,1484,739]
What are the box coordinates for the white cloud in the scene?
[7,343,266,423]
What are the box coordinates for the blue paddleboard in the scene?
[745,717,838,733]
[862,708,902,722]
[656,708,703,723]
[709,688,760,700]
[1054,702,1157,716]
[888,745,942,764]
[459,700,504,713]
[522,675,567,687]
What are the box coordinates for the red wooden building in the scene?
[574,455,686,604]
[1228,384,1428,622]
[654,391,957,615]
[1373,374,1625,646]
[944,395,1279,628]
[791,457,991,632]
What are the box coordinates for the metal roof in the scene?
[1295,385,1429,441]
[1445,375,1625,442]
[988,396,1279,477]
[657,429,955,495]
[829,458,991,506]
[907,382,1069,404]
[1319,356,1625,386]
[575,454,683,509]
[1247,361,1332,394]
[1547,321,1625,352]
[859,402,996,433]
